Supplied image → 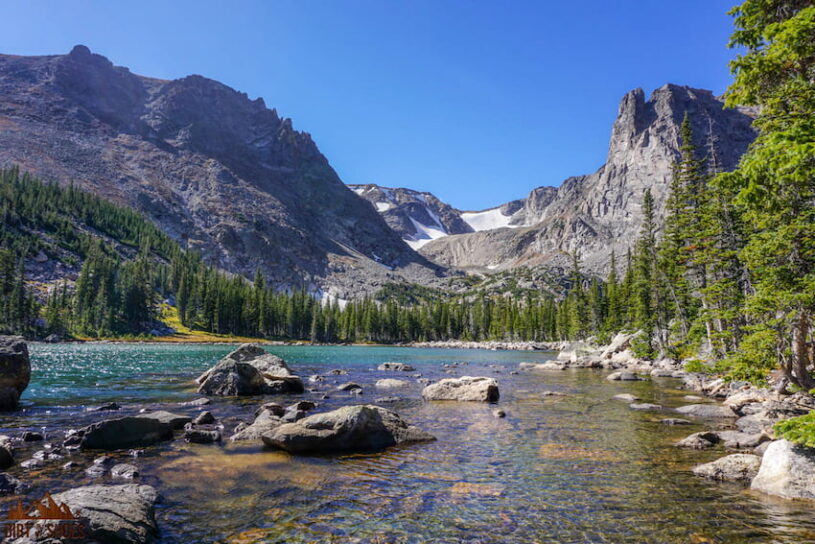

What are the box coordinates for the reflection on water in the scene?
[5,344,815,543]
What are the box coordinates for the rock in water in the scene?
[375,379,409,389]
[675,404,737,418]
[378,362,415,372]
[261,405,435,454]
[197,344,304,395]
[693,454,762,482]
[76,416,174,450]
[421,376,499,402]
[0,336,30,410]
[751,440,815,500]
[676,432,721,449]
[52,484,159,544]
[0,443,14,469]
[231,408,283,442]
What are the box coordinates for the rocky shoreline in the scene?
[1,334,814,542]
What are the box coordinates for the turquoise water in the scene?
[3,343,815,543]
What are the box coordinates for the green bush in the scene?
[775,412,815,449]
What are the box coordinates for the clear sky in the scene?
[1,0,739,210]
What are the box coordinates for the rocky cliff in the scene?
[0,46,443,297]
[419,85,757,275]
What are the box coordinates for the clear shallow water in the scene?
[3,343,815,543]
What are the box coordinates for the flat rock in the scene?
[675,404,736,418]
[76,416,174,450]
[717,430,769,449]
[52,484,159,544]
[519,361,568,371]
[375,378,409,389]
[751,440,815,500]
[184,428,221,444]
[612,394,640,402]
[138,410,191,430]
[693,454,762,481]
[262,405,435,454]
[606,371,642,381]
[660,418,692,425]
[629,403,662,411]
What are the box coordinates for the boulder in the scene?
[230,409,282,441]
[196,343,303,395]
[751,440,815,499]
[76,416,174,450]
[110,463,140,479]
[0,443,14,469]
[675,404,736,418]
[337,382,362,392]
[606,371,642,381]
[255,402,285,417]
[676,431,720,449]
[138,411,191,430]
[261,405,435,454]
[378,362,415,372]
[421,376,499,402]
[723,389,771,411]
[375,379,409,389]
[0,336,30,410]
[193,411,215,425]
[52,484,159,544]
[600,332,638,359]
[693,454,762,481]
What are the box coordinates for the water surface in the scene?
[2,343,814,543]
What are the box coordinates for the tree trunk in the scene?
[792,311,815,390]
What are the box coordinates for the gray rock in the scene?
[606,371,642,381]
[138,410,191,430]
[77,416,174,450]
[375,396,400,403]
[660,418,692,425]
[193,411,215,425]
[422,376,499,402]
[717,430,769,449]
[52,484,159,543]
[183,428,221,444]
[612,393,640,402]
[693,454,762,481]
[21,431,43,442]
[281,409,307,423]
[492,409,506,418]
[676,431,721,449]
[751,440,815,499]
[230,409,282,442]
[675,404,736,418]
[541,390,568,397]
[329,369,348,375]
[182,397,211,406]
[288,401,316,412]
[255,402,285,417]
[0,473,24,495]
[0,336,30,410]
[378,362,415,372]
[337,382,363,392]
[262,405,435,454]
[629,403,662,411]
[89,402,121,412]
[375,378,409,389]
[519,361,568,371]
[110,463,140,479]
[754,441,772,456]
[197,344,303,395]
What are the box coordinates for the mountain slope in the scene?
[0,45,443,298]
[418,84,757,275]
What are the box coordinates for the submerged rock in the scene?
[519,361,568,371]
[751,440,815,500]
[660,418,692,425]
[0,336,30,410]
[261,405,435,454]
[629,403,662,411]
[676,431,720,449]
[675,404,736,418]
[613,393,640,402]
[693,454,762,481]
[375,378,409,389]
[52,484,159,544]
[378,362,415,372]
[421,376,499,402]
[606,371,642,381]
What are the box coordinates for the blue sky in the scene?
[2,0,739,210]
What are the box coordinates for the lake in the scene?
[2,343,814,543]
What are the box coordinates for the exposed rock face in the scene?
[261,405,435,454]
[0,46,442,296]
[421,376,499,402]
[196,344,303,395]
[418,85,756,275]
[52,484,159,544]
[349,184,474,249]
[0,336,30,410]
[693,454,762,482]
[751,440,815,500]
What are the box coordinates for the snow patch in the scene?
[405,217,448,249]
[375,202,393,212]
[461,208,519,231]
